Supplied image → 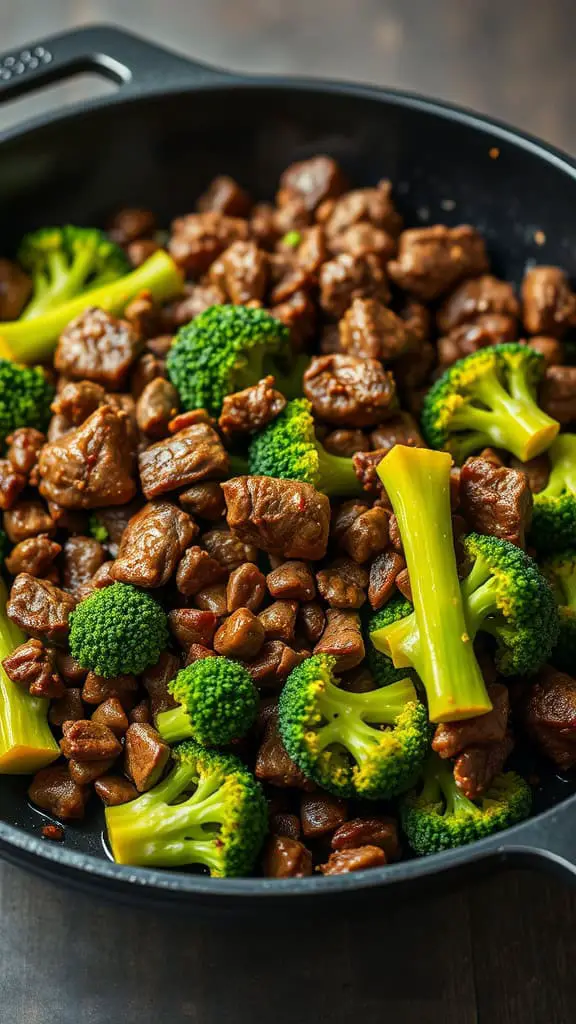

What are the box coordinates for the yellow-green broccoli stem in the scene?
[315,442,364,497]
[0,579,59,773]
[376,446,492,722]
[541,434,576,501]
[0,250,183,364]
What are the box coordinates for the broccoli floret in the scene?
[0,249,183,364]
[105,740,268,875]
[400,753,532,855]
[540,549,576,672]
[69,582,169,677]
[18,226,129,320]
[530,434,576,554]
[372,446,492,723]
[421,343,559,463]
[0,359,54,450]
[156,657,259,746]
[278,653,430,800]
[0,577,59,773]
[88,513,109,544]
[365,599,416,687]
[249,398,363,497]
[167,304,304,416]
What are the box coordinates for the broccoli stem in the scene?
[0,250,183,364]
[315,443,364,497]
[0,579,59,773]
[311,676,417,757]
[434,755,477,817]
[377,446,492,722]
[22,244,98,320]
[541,434,576,498]
[156,705,191,744]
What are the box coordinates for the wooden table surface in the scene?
[1,2,575,1021]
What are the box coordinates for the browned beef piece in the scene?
[314,608,365,671]
[509,453,550,494]
[297,602,326,645]
[142,651,180,718]
[323,429,370,457]
[76,560,115,601]
[243,640,304,689]
[394,568,412,602]
[112,501,196,588]
[352,450,387,496]
[330,500,369,546]
[258,600,298,643]
[197,175,251,217]
[124,723,170,792]
[522,666,576,770]
[0,257,32,318]
[540,365,576,424]
[7,574,75,645]
[438,316,516,369]
[339,297,414,361]
[255,711,314,789]
[218,377,286,439]
[459,457,533,547]
[303,354,396,428]
[55,308,141,390]
[175,546,226,597]
[91,499,143,557]
[129,701,152,723]
[62,536,105,595]
[270,289,316,350]
[126,239,160,267]
[329,222,396,263]
[300,793,348,838]
[131,352,164,399]
[214,608,265,660]
[454,733,514,799]
[6,427,46,476]
[68,757,117,785]
[215,240,268,304]
[168,608,218,650]
[388,516,403,554]
[194,584,229,616]
[318,846,386,874]
[368,550,406,610]
[226,563,267,612]
[318,179,401,237]
[5,536,61,578]
[51,380,107,427]
[60,720,122,761]
[139,423,229,500]
[48,688,84,728]
[223,476,330,561]
[522,266,576,336]
[202,532,258,575]
[168,409,218,433]
[263,835,313,878]
[437,275,520,333]
[179,482,226,521]
[432,684,509,758]
[331,817,400,860]
[4,500,55,544]
[267,561,316,602]
[316,558,368,610]
[108,207,156,245]
[38,406,136,510]
[94,775,138,806]
[81,672,138,709]
[388,225,488,301]
[124,290,164,341]
[28,766,89,821]
[135,378,179,439]
[163,283,226,330]
[168,211,249,275]
[91,697,129,737]
[2,639,64,699]
[248,202,278,248]
[277,155,347,212]
[527,336,564,366]
[55,652,87,685]
[270,812,301,840]
[319,253,390,319]
[338,506,390,564]
[0,460,26,510]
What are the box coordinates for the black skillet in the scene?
[0,25,574,911]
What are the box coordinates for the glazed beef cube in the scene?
[319,253,390,319]
[124,723,170,792]
[55,308,142,389]
[60,720,122,761]
[2,638,64,699]
[0,460,26,510]
[226,563,267,612]
[522,666,576,770]
[255,711,314,789]
[297,602,326,645]
[270,812,301,840]
[263,835,313,878]
[91,697,130,737]
[437,275,519,333]
[62,536,105,595]
[216,240,268,304]
[112,501,196,588]
[267,561,316,602]
[319,179,402,237]
[197,175,251,217]
[214,608,265,659]
[329,222,396,263]
[5,536,61,578]
[331,816,400,860]
[270,290,316,350]
[437,316,517,367]
[370,412,425,454]
[81,672,138,709]
[303,354,396,428]
[55,651,87,685]
[351,450,387,496]
[218,376,286,439]
[338,297,415,361]
[142,651,180,718]
[316,559,368,610]
[277,155,347,212]
[459,457,532,547]
[258,600,298,644]
[4,500,55,544]
[368,550,406,610]
[168,608,218,650]
[540,365,576,424]
[131,352,164,399]
[163,283,226,329]
[28,766,89,821]
[0,257,32,319]
[49,688,84,728]
[323,429,369,457]
[168,211,249,275]
[454,734,514,799]
[432,684,509,758]
[338,506,390,564]
[300,792,348,838]
[136,378,179,439]
[139,423,229,499]
[7,574,76,645]
[6,427,46,475]
[175,546,226,597]
[388,225,488,300]
[193,584,229,616]
[318,846,386,874]
[51,380,107,427]
[522,265,576,336]
[313,608,365,671]
[68,758,117,786]
[94,775,138,807]
[108,207,156,245]
[242,640,304,690]
[223,476,330,561]
[178,482,226,521]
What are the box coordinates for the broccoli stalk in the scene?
[0,250,183,364]
[531,434,576,553]
[0,578,59,773]
[373,445,492,722]
[157,657,259,747]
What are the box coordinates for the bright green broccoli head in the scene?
[18,225,129,321]
[167,304,293,416]
[278,653,430,800]
[249,398,363,497]
[69,582,169,677]
[0,359,54,450]
[365,599,415,687]
[400,754,532,856]
[156,656,259,746]
[540,548,576,672]
[421,343,559,463]
[105,740,268,876]
[530,434,576,554]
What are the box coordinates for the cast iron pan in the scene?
[0,25,574,911]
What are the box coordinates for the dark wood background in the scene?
[1,2,576,1021]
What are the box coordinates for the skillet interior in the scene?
[1,79,575,896]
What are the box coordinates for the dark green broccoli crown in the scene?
[365,598,415,687]
[461,533,559,675]
[540,549,576,672]
[0,360,54,450]
[167,304,289,416]
[69,582,168,677]
[400,755,532,856]
[530,435,576,554]
[159,656,259,746]
[278,653,429,800]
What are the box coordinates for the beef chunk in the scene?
[298,601,326,645]
[437,315,517,367]
[226,563,267,612]
[243,640,304,690]
[319,253,390,319]
[300,792,348,838]
[368,549,406,610]
[388,225,488,301]
[277,156,347,212]
[55,652,87,686]
[5,536,61,578]
[522,666,576,770]
[522,266,576,336]
[91,697,130,737]
[108,207,156,245]
[136,378,179,439]
[68,757,117,785]
[38,406,136,510]
[215,240,268,304]
[131,352,164,399]
[179,482,226,521]
[124,722,171,792]
[81,672,137,709]
[271,289,316,350]
[223,476,330,561]
[303,354,396,427]
[339,297,415,361]
[62,536,105,594]
[92,499,143,556]
[168,608,218,650]
[139,423,229,499]
[263,835,313,878]
[4,500,55,544]
[319,179,402,238]
[55,308,141,389]
[142,651,180,718]
[352,450,387,496]
[218,376,286,439]
[270,812,301,840]
[7,574,75,645]
[318,846,386,874]
[0,460,26,510]
[316,558,368,609]
[437,275,519,333]
[258,600,298,643]
[314,608,365,671]
[0,257,32,319]
[255,711,314,789]
[94,775,138,807]
[329,222,396,263]
[202,528,258,571]
[60,720,122,761]
[175,546,226,596]
[454,733,514,799]
[432,684,509,758]
[214,608,265,659]
[460,457,533,547]
[540,365,576,424]
[112,501,196,587]
[509,453,550,495]
[51,380,107,427]
[6,427,46,476]
[338,506,389,564]
[267,561,316,602]
[28,766,89,821]
[197,175,251,217]
[325,430,370,460]
[331,816,400,859]
[527,336,564,366]
[163,284,226,331]
[2,638,64,698]
[168,211,249,275]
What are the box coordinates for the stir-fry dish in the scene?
[0,155,575,880]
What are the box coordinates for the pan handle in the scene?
[0,24,233,105]
[501,795,576,884]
